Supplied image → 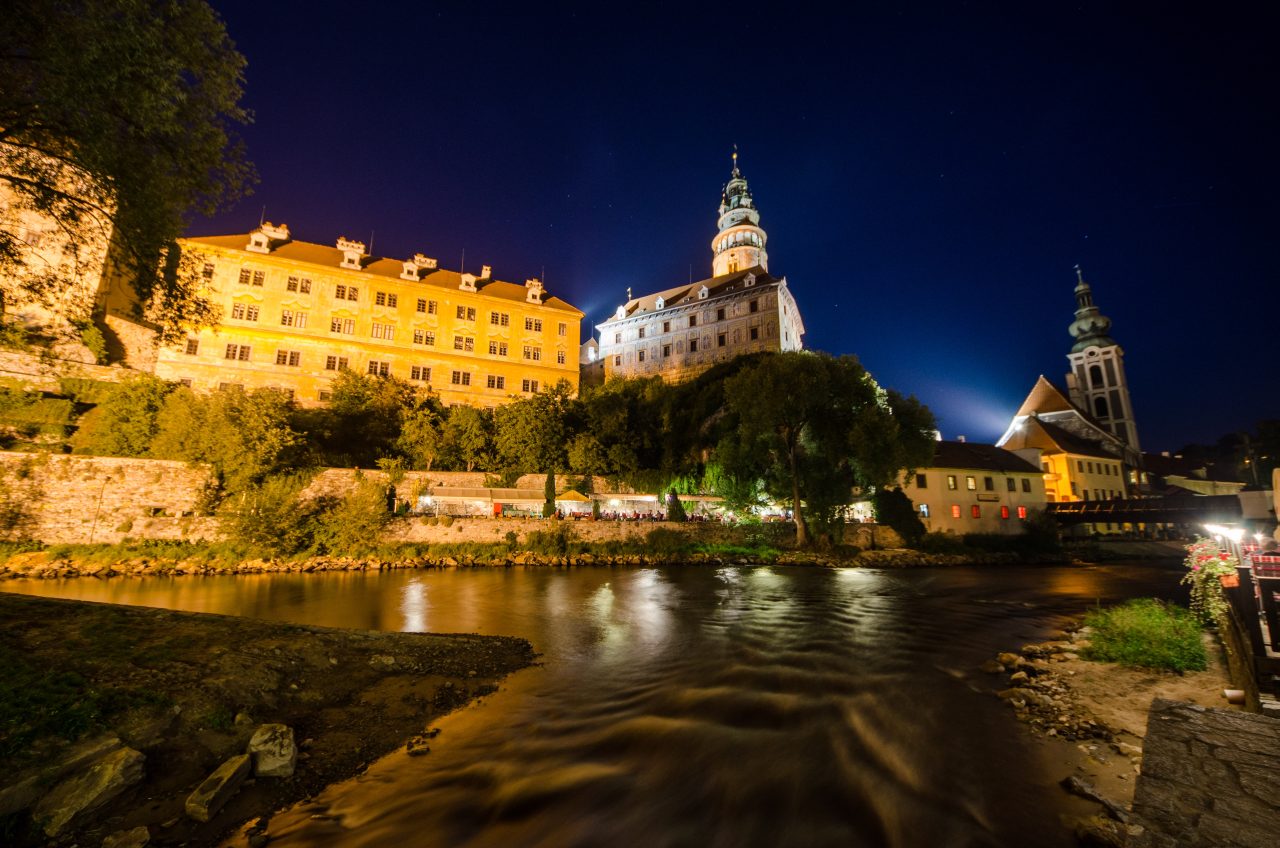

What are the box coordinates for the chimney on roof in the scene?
[401,253,438,280]
[525,277,544,304]
[480,264,492,279]
[336,237,365,269]
[957,435,966,443]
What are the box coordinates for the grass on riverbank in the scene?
[1082,598,1208,673]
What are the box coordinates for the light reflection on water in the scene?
[2,563,1184,847]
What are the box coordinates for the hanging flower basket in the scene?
[1219,573,1240,589]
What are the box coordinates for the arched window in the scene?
[1089,364,1104,387]
[1094,396,1109,418]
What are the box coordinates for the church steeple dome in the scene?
[1068,265,1116,352]
[711,148,769,276]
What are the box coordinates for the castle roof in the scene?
[183,232,583,315]
[599,266,781,324]
[1001,415,1118,460]
[1015,375,1077,417]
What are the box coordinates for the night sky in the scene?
[194,3,1279,452]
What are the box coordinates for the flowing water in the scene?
[3,563,1184,847]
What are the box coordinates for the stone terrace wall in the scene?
[0,452,218,544]
[301,469,633,500]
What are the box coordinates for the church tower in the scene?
[1064,267,1140,452]
[711,150,769,277]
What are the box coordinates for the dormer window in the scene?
[459,273,477,292]
[697,286,709,300]
[400,261,419,281]
[743,272,756,287]
[655,296,665,310]
[615,305,626,319]
[525,277,544,304]
[336,237,365,270]
[247,232,270,253]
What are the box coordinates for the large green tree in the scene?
[716,351,936,547]
[440,405,494,472]
[69,374,174,456]
[150,385,303,495]
[0,0,254,336]
[317,370,417,466]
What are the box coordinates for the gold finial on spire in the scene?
[731,144,739,175]
[1074,264,1084,284]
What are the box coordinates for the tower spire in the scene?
[712,149,768,276]
[731,144,740,177]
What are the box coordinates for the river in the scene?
[2,563,1184,847]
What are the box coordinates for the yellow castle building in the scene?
[154,223,583,405]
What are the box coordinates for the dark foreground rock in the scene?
[0,592,535,846]
[1130,698,1280,848]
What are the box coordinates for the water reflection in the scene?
[1,563,1183,847]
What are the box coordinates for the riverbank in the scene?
[984,625,1236,845]
[0,592,535,846]
[0,540,1076,581]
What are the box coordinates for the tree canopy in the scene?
[1,0,255,336]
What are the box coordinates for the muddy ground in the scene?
[0,592,535,846]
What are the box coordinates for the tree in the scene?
[716,352,936,547]
[1,0,255,337]
[150,385,304,496]
[396,396,447,471]
[440,405,494,472]
[68,374,174,456]
[494,381,574,474]
[872,488,925,546]
[318,370,417,466]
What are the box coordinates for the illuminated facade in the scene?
[155,224,583,406]
[900,440,1047,534]
[595,154,804,382]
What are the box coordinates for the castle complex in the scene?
[153,227,582,406]
[591,152,805,382]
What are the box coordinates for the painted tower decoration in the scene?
[711,148,769,277]
[1064,266,1140,453]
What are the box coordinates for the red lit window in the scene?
[1017,506,1028,519]
[951,505,961,519]
[971,505,981,519]
[1000,506,1010,519]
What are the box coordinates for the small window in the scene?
[638,327,646,339]
[614,332,622,344]
[662,321,671,333]
[371,322,394,340]
[662,344,671,358]
[417,298,427,313]
[411,366,432,382]
[335,284,347,299]
[454,335,475,352]
[367,361,390,376]
[557,350,566,365]
[251,271,264,287]
[749,299,758,313]
[558,322,567,336]
[750,327,759,341]
[1017,506,1028,519]
[689,315,697,327]
[523,345,541,361]
[1077,460,1084,472]
[983,476,994,491]
[486,374,505,389]
[689,338,699,353]
[324,355,349,371]
[238,269,252,285]
[966,476,977,491]
[202,263,215,279]
[919,504,930,518]
[1000,506,1010,519]
[451,371,471,386]
[184,338,199,355]
[970,505,981,519]
[522,379,539,393]
[275,350,301,367]
[1021,478,1031,493]
[638,350,645,362]
[490,311,510,326]
[1006,478,1016,492]
[1087,461,1095,473]
[318,390,333,402]
[716,307,726,321]
[951,505,961,519]
[525,317,542,332]
[915,473,927,488]
[224,344,250,361]
[717,333,726,348]
[346,287,358,301]
[613,355,621,366]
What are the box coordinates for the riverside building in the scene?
[155,224,583,406]
[593,153,805,382]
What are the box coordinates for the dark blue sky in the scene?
[197,3,1279,451]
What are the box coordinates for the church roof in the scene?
[1015,375,1077,417]
[928,441,1042,474]
[183,232,583,315]
[1001,416,1118,460]
[600,266,780,324]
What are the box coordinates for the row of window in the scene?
[610,327,766,367]
[919,504,1030,520]
[230,303,565,340]
[1076,459,1121,477]
[1066,484,1124,501]
[613,300,762,345]
[919,473,1034,494]
[192,333,566,365]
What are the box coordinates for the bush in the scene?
[872,488,924,545]
[916,532,965,554]
[644,526,689,556]
[1082,599,1207,673]
[312,477,391,555]
[222,474,321,556]
[525,524,576,556]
